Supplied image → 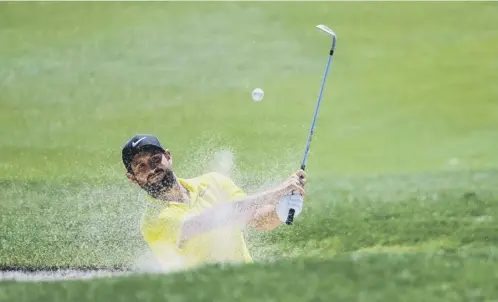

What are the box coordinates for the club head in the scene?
[316,24,336,38]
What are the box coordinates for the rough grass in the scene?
[2,170,497,269]
[3,254,498,302]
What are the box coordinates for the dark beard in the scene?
[140,169,176,200]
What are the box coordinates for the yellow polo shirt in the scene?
[140,172,253,270]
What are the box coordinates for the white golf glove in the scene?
[276,194,304,222]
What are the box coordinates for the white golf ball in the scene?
[252,88,264,102]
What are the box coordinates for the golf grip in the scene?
[285,164,306,225]
[285,209,295,225]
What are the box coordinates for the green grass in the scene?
[2,170,496,269]
[1,1,498,301]
[3,254,498,302]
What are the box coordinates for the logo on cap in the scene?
[131,137,147,147]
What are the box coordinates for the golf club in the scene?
[285,24,338,225]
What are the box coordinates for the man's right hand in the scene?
[276,169,306,199]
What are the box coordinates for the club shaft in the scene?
[300,54,333,171]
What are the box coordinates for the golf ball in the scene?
[252,88,264,102]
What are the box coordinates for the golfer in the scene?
[122,134,306,269]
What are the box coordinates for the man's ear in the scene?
[126,172,138,184]
[165,150,172,164]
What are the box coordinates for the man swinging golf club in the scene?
[122,134,306,269]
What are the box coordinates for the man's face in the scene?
[127,149,176,198]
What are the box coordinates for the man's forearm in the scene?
[177,187,282,246]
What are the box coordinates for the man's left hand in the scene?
[275,194,304,222]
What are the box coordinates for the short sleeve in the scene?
[209,172,247,200]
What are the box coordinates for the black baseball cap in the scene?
[122,134,167,173]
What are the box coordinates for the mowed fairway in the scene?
[1,1,498,301]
